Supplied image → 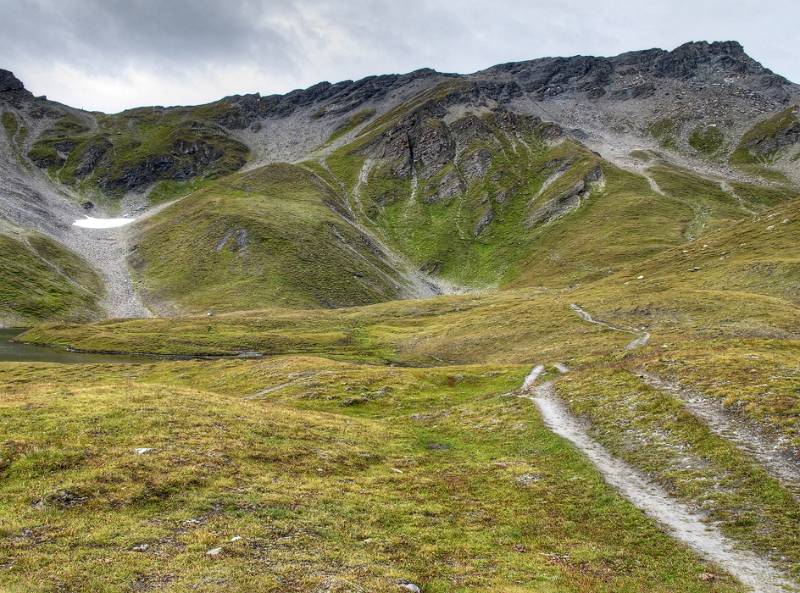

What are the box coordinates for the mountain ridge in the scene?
[1,40,799,322]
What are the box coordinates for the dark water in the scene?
[0,328,144,364]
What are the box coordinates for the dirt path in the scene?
[638,371,800,496]
[521,367,797,593]
[569,302,800,497]
[570,303,650,350]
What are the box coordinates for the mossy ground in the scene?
[688,125,724,156]
[0,232,102,325]
[0,358,745,593]
[27,107,249,199]
[129,162,409,314]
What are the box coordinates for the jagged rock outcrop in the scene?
[526,165,604,228]
[0,69,25,92]
[744,114,800,158]
[480,41,791,103]
[214,68,449,129]
[0,69,34,105]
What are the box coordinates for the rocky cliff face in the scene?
[3,41,799,201]
[0,69,26,93]
[480,41,788,97]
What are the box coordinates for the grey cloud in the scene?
[0,0,297,71]
[0,0,797,112]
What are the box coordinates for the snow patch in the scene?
[73,217,135,229]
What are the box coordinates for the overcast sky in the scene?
[0,0,796,113]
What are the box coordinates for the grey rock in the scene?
[426,169,463,204]
[474,208,494,236]
[75,139,112,179]
[461,148,492,182]
[215,228,249,253]
[527,167,605,228]
[0,69,25,92]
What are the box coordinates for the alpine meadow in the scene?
[0,18,799,593]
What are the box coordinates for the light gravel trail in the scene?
[521,367,798,593]
[637,370,800,496]
[570,303,650,350]
[569,301,799,494]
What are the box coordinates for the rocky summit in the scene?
[1,41,800,593]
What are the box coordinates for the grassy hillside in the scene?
[0,232,102,325]
[309,90,798,294]
[730,105,800,180]
[129,163,415,313]
[25,192,800,363]
[27,106,249,201]
[25,196,800,448]
[12,83,800,320]
[326,109,585,287]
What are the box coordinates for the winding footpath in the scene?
[638,371,800,496]
[570,303,650,350]
[570,302,800,496]
[520,364,797,593]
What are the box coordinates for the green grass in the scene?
[647,117,681,150]
[0,232,102,325]
[2,111,19,139]
[510,164,691,286]
[731,106,799,166]
[0,358,745,593]
[327,108,376,144]
[145,177,208,206]
[129,162,409,313]
[628,149,656,161]
[633,338,800,446]
[19,287,629,364]
[23,195,800,365]
[647,165,753,237]
[347,114,567,286]
[27,108,249,197]
[581,196,800,308]
[325,104,701,290]
[688,125,724,155]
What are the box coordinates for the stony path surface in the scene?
[570,303,650,350]
[569,302,799,497]
[521,366,798,593]
[638,370,800,497]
